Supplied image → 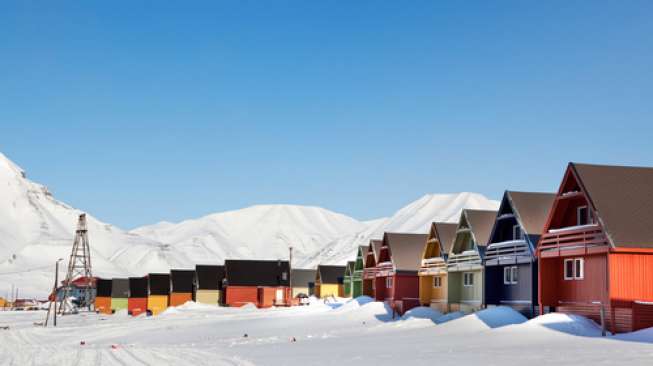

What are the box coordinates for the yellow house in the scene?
[418,222,458,313]
[315,265,345,298]
[0,297,6,308]
[147,273,170,315]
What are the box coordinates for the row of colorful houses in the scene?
[92,162,653,334]
[338,162,653,333]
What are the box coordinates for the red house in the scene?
[224,259,291,308]
[375,232,428,315]
[538,163,653,333]
[362,239,382,298]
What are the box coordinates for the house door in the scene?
[276,289,284,302]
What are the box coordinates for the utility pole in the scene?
[44,258,63,327]
[59,214,93,315]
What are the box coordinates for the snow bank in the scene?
[333,296,374,312]
[401,307,443,321]
[613,326,653,343]
[527,313,606,337]
[433,307,527,335]
[473,306,527,328]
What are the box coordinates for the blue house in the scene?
[483,191,555,318]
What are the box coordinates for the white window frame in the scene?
[575,258,584,280]
[463,272,474,287]
[386,276,393,288]
[510,266,518,284]
[564,258,584,280]
[503,267,512,285]
[513,225,523,240]
[504,266,518,285]
[577,206,589,226]
[564,259,574,280]
[433,276,441,288]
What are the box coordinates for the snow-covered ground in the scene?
[1,299,651,365]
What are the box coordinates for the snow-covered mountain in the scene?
[304,192,499,265]
[0,152,498,297]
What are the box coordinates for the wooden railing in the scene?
[484,240,531,261]
[447,251,482,270]
[538,225,609,257]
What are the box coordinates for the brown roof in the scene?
[464,209,499,247]
[432,222,458,254]
[384,232,429,271]
[371,239,383,261]
[572,162,653,248]
[317,265,346,284]
[507,191,556,235]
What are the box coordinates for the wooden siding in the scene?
[352,279,363,298]
[95,296,112,314]
[128,298,147,316]
[225,286,258,307]
[195,290,221,305]
[609,252,653,302]
[419,274,447,306]
[485,263,537,317]
[448,269,484,312]
[363,279,374,298]
[169,292,193,307]
[540,254,608,306]
[110,298,128,312]
[316,283,340,298]
[147,295,169,315]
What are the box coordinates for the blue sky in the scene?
[1,1,652,229]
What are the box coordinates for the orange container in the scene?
[128,298,148,316]
[169,292,192,307]
[95,296,112,314]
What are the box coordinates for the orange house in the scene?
[539,163,653,333]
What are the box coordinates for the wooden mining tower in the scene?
[58,213,94,314]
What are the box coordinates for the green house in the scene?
[352,245,367,298]
[343,261,355,298]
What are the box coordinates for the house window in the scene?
[281,272,288,281]
[386,277,393,288]
[513,225,523,240]
[577,206,593,226]
[433,276,442,288]
[564,258,584,280]
[575,258,584,279]
[503,266,518,285]
[463,272,474,287]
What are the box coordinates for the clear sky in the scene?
[1,1,652,229]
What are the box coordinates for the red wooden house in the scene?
[224,259,291,308]
[538,163,653,333]
[362,239,382,298]
[375,232,428,315]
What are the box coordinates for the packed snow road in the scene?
[1,298,652,366]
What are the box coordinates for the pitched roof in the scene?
[432,222,458,254]
[290,269,316,287]
[358,245,368,258]
[572,162,653,248]
[317,265,346,284]
[371,239,383,261]
[224,260,290,287]
[345,261,355,275]
[507,191,556,235]
[384,232,429,271]
[464,209,499,247]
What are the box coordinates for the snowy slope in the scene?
[130,204,368,268]
[306,192,499,266]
